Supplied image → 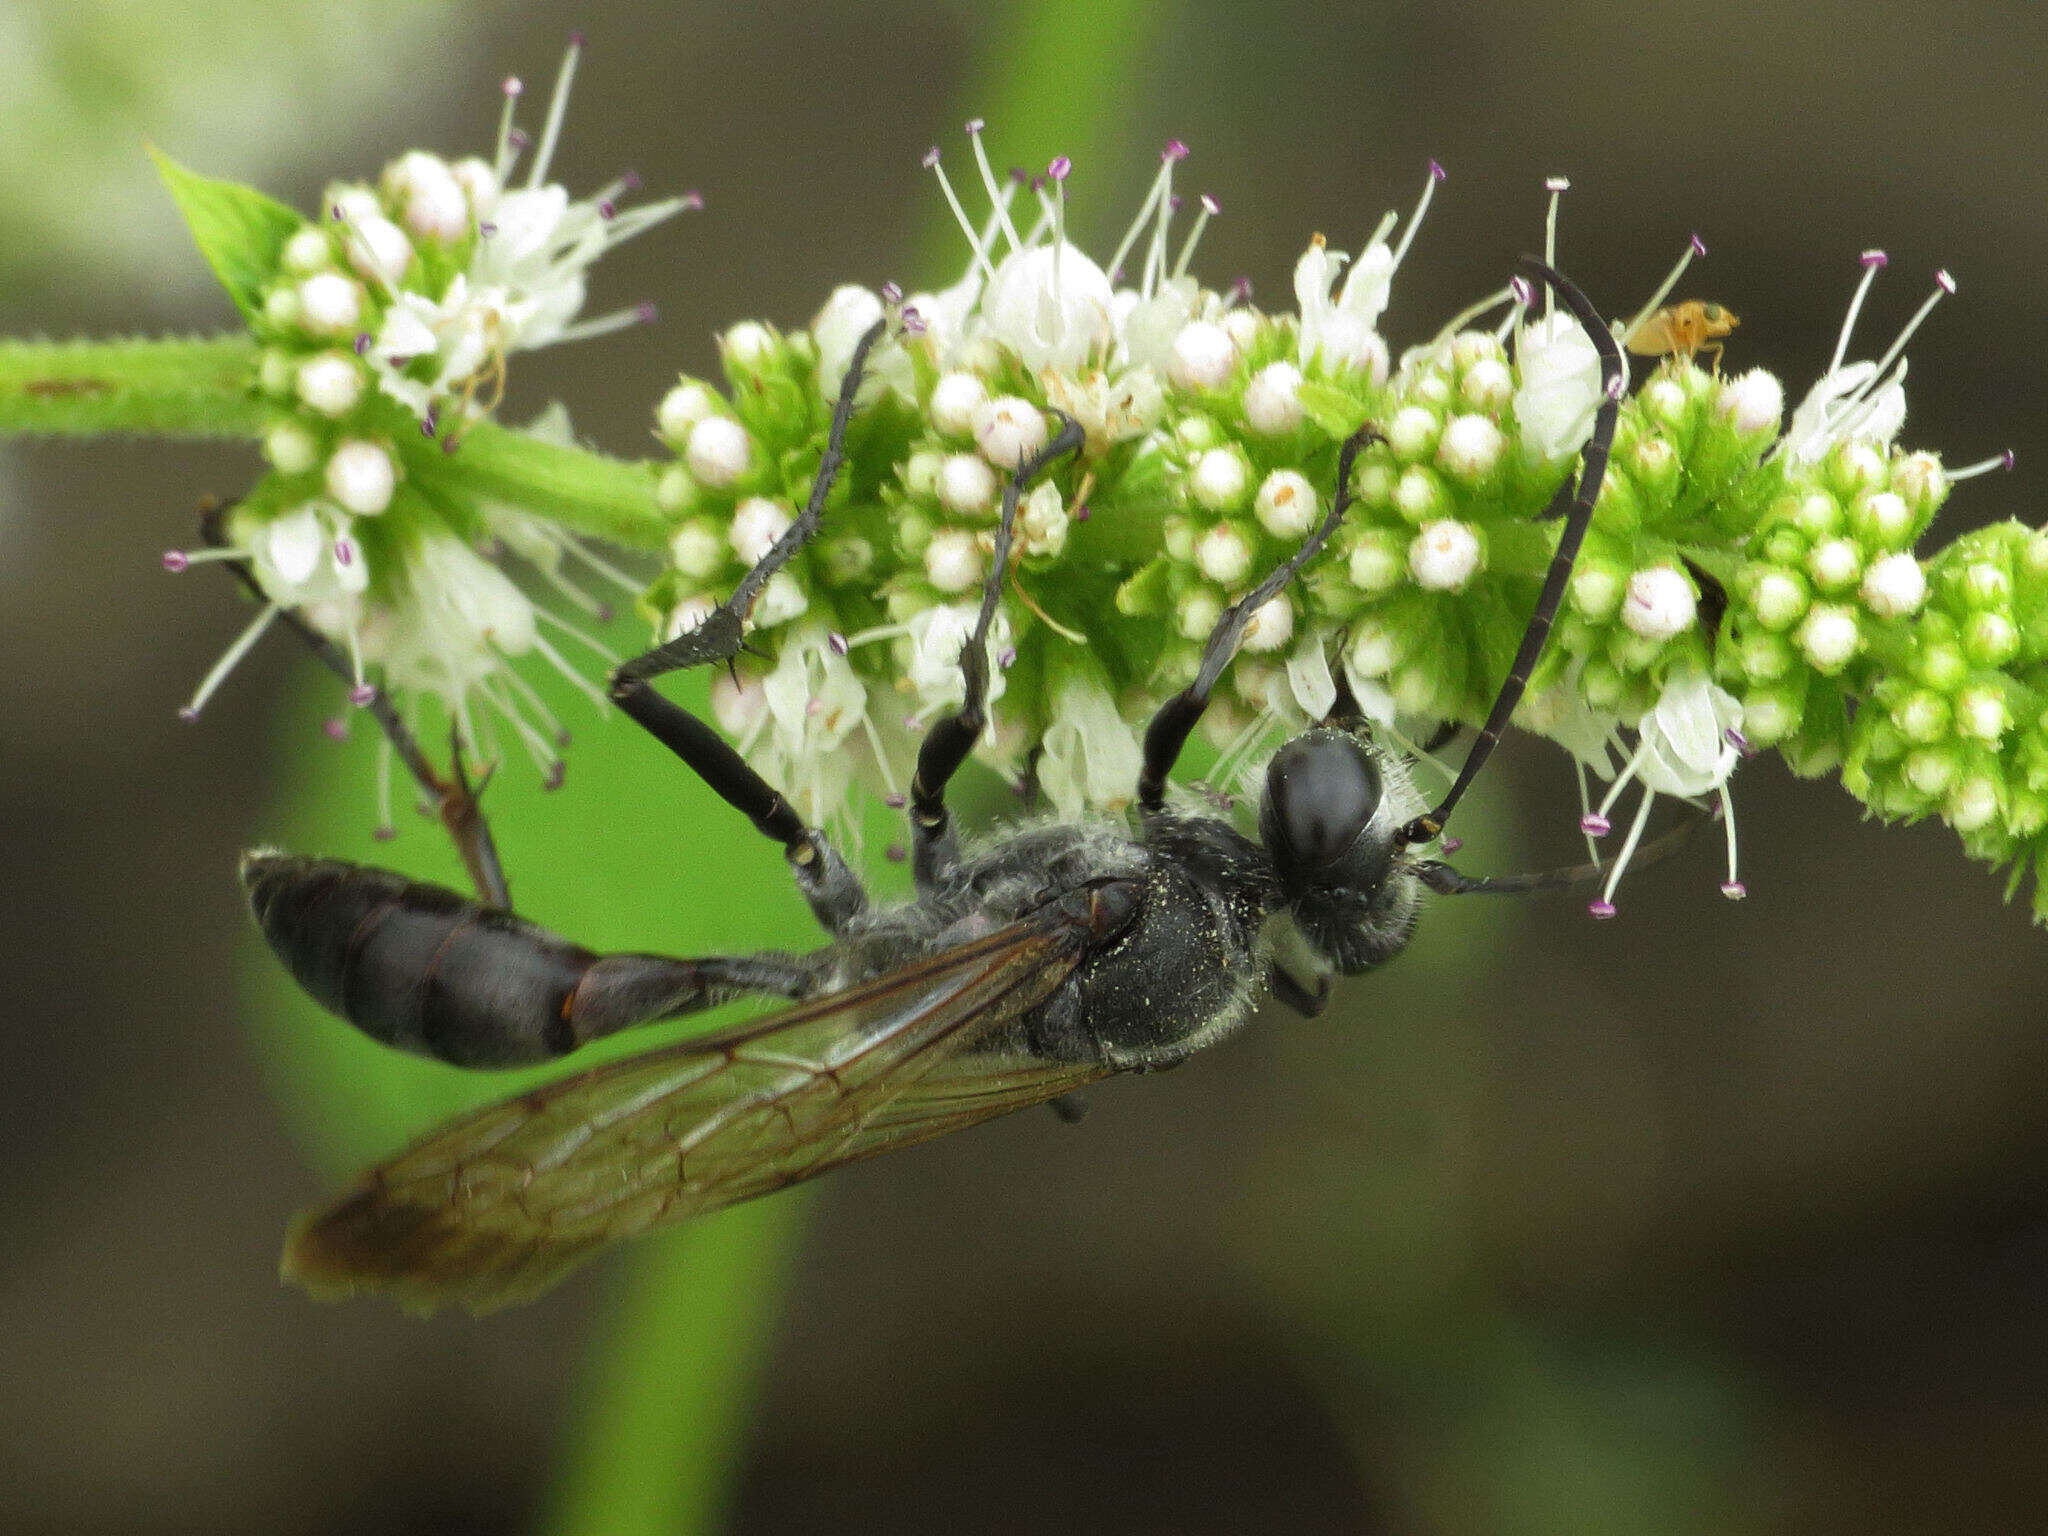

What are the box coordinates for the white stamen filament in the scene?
[1106,157,1175,287]
[551,304,654,345]
[1387,166,1439,274]
[1142,158,1179,298]
[1427,285,1517,354]
[860,712,901,796]
[492,654,569,742]
[1948,451,2013,481]
[1828,256,1887,379]
[1720,783,1741,889]
[1575,756,1603,869]
[1597,785,1658,908]
[527,39,581,190]
[1840,278,1949,416]
[534,606,622,665]
[1542,177,1567,314]
[928,153,999,285]
[967,125,1024,255]
[529,631,611,709]
[1172,196,1216,281]
[494,78,523,180]
[183,601,281,718]
[1621,238,1703,342]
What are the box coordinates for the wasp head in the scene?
[1258,724,1423,974]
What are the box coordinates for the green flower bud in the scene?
[1903,746,1959,798]
[1792,490,1844,540]
[1391,465,1448,524]
[1750,567,1811,631]
[1849,490,1913,550]
[1796,603,1860,674]
[655,464,703,515]
[1954,683,2011,745]
[1946,775,2001,834]
[1569,560,1626,622]
[1806,537,1863,594]
[1737,631,1796,681]
[819,534,875,587]
[1386,404,1441,464]
[1346,529,1406,596]
[1352,460,1398,509]
[1581,657,1626,709]
[1890,688,1950,744]
[1915,639,1969,692]
[668,518,725,579]
[1825,439,1888,500]
[1964,610,2020,667]
[1740,682,1804,747]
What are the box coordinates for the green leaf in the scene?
[1297,380,1372,439]
[150,147,304,326]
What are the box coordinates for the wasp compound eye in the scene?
[1262,730,1384,881]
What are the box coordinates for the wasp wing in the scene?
[283,912,1111,1314]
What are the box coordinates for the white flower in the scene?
[1408,520,1482,592]
[1254,469,1317,539]
[1514,309,1609,461]
[1621,566,1696,641]
[980,240,1114,371]
[1166,319,1236,389]
[755,628,869,833]
[1717,368,1785,435]
[1244,361,1305,435]
[813,284,913,402]
[903,603,1011,716]
[1779,256,1951,466]
[973,394,1049,469]
[1039,663,1143,817]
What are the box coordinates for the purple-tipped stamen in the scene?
[593,603,614,624]
[1936,268,1957,295]
[827,631,850,656]
[1544,175,1570,192]
[1073,503,1090,522]
[880,280,903,304]
[372,824,397,843]
[353,332,372,355]
[1587,899,1617,919]
[620,170,641,192]
[568,29,585,47]
[543,762,567,792]
[1440,836,1464,854]
[176,705,200,723]
[598,199,616,219]
[921,145,941,169]
[1720,880,1748,900]
[1048,155,1071,181]
[1510,274,1535,307]
[885,792,907,809]
[323,717,348,742]
[635,301,658,325]
[478,221,498,237]
[680,190,704,211]
[502,76,523,98]
[1605,373,1626,400]
[333,539,355,567]
[886,842,907,863]
[964,117,985,135]
[1580,812,1612,837]
[1724,726,1755,757]
[1168,193,1183,211]
[997,645,1018,669]
[1200,193,1221,215]
[162,550,190,573]
[1228,275,1253,305]
[901,307,927,334]
[1428,159,1446,181]
[1860,249,1889,269]
[1689,232,1708,257]
[349,683,376,707]
[2003,448,2017,471]
[508,127,530,152]
[1163,139,1189,162]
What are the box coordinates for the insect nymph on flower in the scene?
[241,261,1673,1315]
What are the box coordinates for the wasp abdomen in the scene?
[241,854,704,1068]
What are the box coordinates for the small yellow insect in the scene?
[1626,300,1740,372]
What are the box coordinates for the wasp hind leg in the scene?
[906,414,1083,890]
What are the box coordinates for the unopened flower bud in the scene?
[1581,658,1625,709]
[1891,451,1946,514]
[1806,537,1862,594]
[1641,377,1687,425]
[936,452,999,516]
[1348,620,1405,678]
[295,353,363,417]
[344,215,412,285]
[1903,747,1958,798]
[1962,561,2011,606]
[1392,465,1446,523]
[973,395,1048,469]
[1826,440,1888,499]
[1437,414,1505,482]
[1796,602,1860,673]
[1740,685,1802,746]
[1622,566,1696,641]
[930,372,989,438]
[297,272,362,335]
[324,439,395,515]
[753,571,809,628]
[1717,368,1784,435]
[1891,689,1950,743]
[686,415,752,487]
[1964,610,2019,667]
[1386,405,1440,463]
[1240,593,1294,653]
[924,527,984,592]
[1252,469,1317,539]
[1409,520,1483,592]
[1569,561,1625,621]
[1242,362,1305,435]
[1177,586,1224,641]
[1946,775,2000,833]
[1850,490,1912,549]
[1737,632,1794,681]
[1346,530,1405,595]
[263,421,319,475]
[1168,320,1237,390]
[1190,447,1251,512]
[1859,552,1926,618]
[1195,523,1255,585]
[281,226,332,275]
[820,535,874,586]
[669,519,725,579]
[1793,491,1843,540]
[729,496,792,565]
[1750,568,1809,630]
[1916,640,1968,692]
[657,381,721,442]
[722,320,777,368]
[655,465,701,515]
[1955,684,2010,744]
[1459,357,1513,412]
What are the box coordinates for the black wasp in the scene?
[241,257,1628,1313]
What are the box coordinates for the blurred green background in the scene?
[7,1,2048,1532]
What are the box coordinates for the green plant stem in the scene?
[538,1195,814,1536]
[0,334,267,437]
[406,419,672,550]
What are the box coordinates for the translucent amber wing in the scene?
[283,916,1107,1314]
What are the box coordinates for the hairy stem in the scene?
[0,334,267,437]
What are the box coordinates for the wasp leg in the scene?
[908,414,1083,890]
[197,502,513,909]
[1393,257,1623,850]
[608,320,890,936]
[243,853,819,1067]
[1267,964,1331,1019]
[1136,423,1385,815]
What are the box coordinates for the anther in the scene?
[323,717,348,742]
[1689,232,1707,257]
[1543,175,1570,192]
[1720,880,1748,900]
[1860,249,1888,268]
[1580,812,1612,836]
[162,551,190,573]
[1587,899,1618,919]
[349,683,376,707]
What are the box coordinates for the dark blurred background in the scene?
[7,2,2048,1532]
